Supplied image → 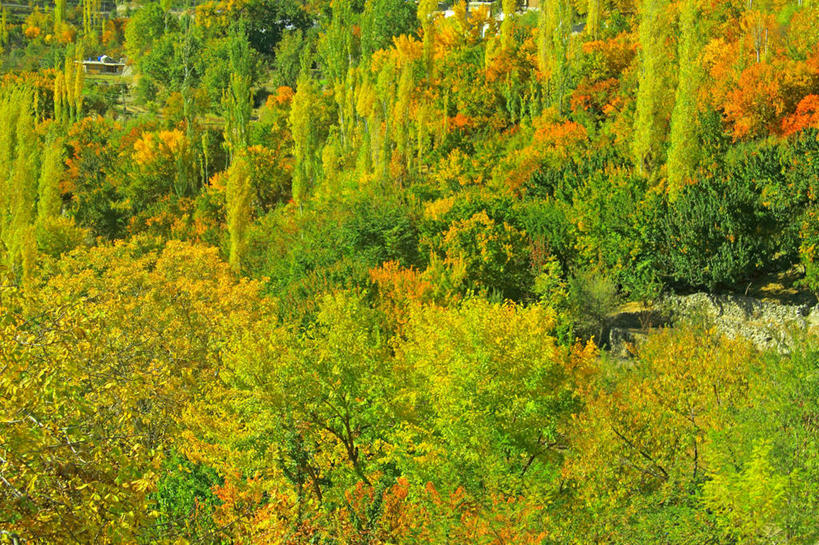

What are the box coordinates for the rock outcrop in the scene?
[607,293,819,357]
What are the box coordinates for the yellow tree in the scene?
[82,0,100,37]
[53,70,66,123]
[226,151,252,274]
[58,45,85,123]
[539,0,573,113]
[0,240,269,542]
[501,0,517,50]
[586,0,601,39]
[563,326,755,538]
[632,0,673,177]
[54,0,65,33]
[289,72,321,210]
[667,0,702,195]
[0,88,39,287]
[222,23,253,271]
[1,3,9,46]
[418,0,437,76]
[37,136,63,223]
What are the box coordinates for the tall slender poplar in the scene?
[586,0,601,39]
[667,0,701,194]
[418,0,437,76]
[539,0,572,113]
[226,152,252,274]
[289,72,321,211]
[501,0,517,50]
[223,23,253,272]
[632,0,672,177]
[38,137,64,222]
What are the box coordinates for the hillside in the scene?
[1,0,819,542]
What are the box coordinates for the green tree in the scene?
[222,22,253,156]
[1,5,8,46]
[360,0,417,58]
[392,299,593,493]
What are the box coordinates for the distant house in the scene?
[81,55,126,75]
[440,0,542,19]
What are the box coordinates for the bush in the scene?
[567,268,620,344]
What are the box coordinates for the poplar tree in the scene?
[418,0,437,76]
[632,0,672,177]
[38,137,64,222]
[222,23,252,157]
[355,76,378,174]
[586,0,601,39]
[82,0,100,37]
[319,0,356,150]
[1,4,9,46]
[222,23,253,272]
[54,0,65,33]
[60,45,84,122]
[394,60,414,174]
[667,0,701,194]
[289,72,321,211]
[226,152,252,274]
[53,71,65,123]
[74,46,84,121]
[374,59,397,180]
[0,89,21,262]
[0,91,40,285]
[64,46,76,120]
[539,0,572,113]
[501,0,517,51]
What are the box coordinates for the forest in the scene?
[1,0,819,541]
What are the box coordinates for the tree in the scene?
[1,5,8,46]
[57,44,85,123]
[37,135,63,223]
[222,23,253,271]
[289,72,321,210]
[82,0,100,37]
[563,326,756,541]
[501,0,517,51]
[0,240,269,542]
[226,151,252,273]
[392,298,595,493]
[222,23,252,156]
[666,0,701,194]
[360,0,417,58]
[418,0,437,75]
[632,0,672,177]
[539,0,573,113]
[586,0,601,40]
[0,88,39,286]
[208,291,392,515]
[54,0,65,33]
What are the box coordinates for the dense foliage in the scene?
[2,0,819,542]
